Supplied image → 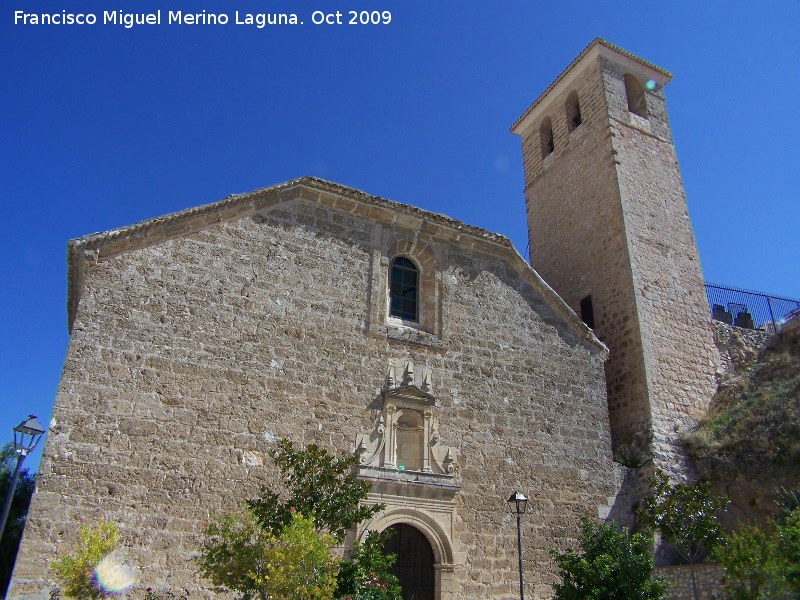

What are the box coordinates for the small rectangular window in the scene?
[580,295,595,329]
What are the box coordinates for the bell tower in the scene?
[511,39,719,477]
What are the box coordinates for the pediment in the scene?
[66,176,513,333]
[65,176,606,355]
[383,384,435,408]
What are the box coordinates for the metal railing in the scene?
[705,283,800,333]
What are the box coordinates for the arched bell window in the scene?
[390,256,419,321]
[624,74,648,118]
[566,90,582,131]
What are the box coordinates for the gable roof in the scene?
[66,176,607,355]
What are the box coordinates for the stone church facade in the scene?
[10,40,718,599]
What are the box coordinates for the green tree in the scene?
[0,443,36,597]
[712,507,800,599]
[198,509,339,600]
[51,520,119,600]
[638,469,729,600]
[713,521,786,599]
[777,486,800,595]
[780,508,800,595]
[198,440,398,599]
[550,517,669,600]
[778,486,800,516]
[335,530,401,600]
[246,439,383,543]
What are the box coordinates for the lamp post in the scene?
[507,491,528,600]
[0,415,45,544]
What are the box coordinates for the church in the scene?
[9,39,719,599]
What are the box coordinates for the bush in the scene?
[198,509,339,600]
[50,520,121,600]
[247,439,382,543]
[550,517,668,600]
[335,530,401,600]
[713,507,800,599]
[198,440,398,600]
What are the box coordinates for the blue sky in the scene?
[1,1,798,470]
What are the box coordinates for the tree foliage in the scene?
[198,440,397,600]
[0,443,36,597]
[550,517,669,600]
[335,530,401,600]
[713,521,784,600]
[778,486,800,517]
[198,509,339,600]
[50,520,119,600]
[638,469,730,566]
[781,508,800,595]
[638,469,729,600]
[712,507,800,600]
[246,439,382,543]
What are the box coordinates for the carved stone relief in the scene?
[353,360,463,600]
[355,359,456,477]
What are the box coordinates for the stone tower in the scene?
[511,39,719,478]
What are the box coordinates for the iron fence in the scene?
[705,283,800,333]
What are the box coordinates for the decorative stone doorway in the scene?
[353,360,462,599]
[383,524,435,600]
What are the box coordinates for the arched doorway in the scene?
[383,523,435,600]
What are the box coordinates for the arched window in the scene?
[624,74,648,118]
[540,117,555,158]
[566,90,582,131]
[390,256,418,321]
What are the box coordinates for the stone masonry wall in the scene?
[11,190,622,600]
[606,57,720,481]
[711,320,772,380]
[654,564,724,600]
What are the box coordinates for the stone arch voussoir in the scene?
[359,508,454,565]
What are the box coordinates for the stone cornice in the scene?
[503,244,609,359]
[383,384,436,407]
[67,176,511,260]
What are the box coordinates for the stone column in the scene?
[422,409,432,472]
[384,405,397,468]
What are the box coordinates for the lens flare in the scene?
[94,553,138,593]
[645,79,656,90]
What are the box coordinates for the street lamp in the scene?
[507,491,528,600]
[0,415,45,544]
